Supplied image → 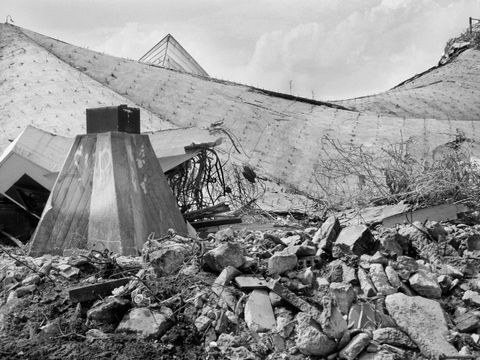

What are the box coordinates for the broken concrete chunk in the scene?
[425,221,447,241]
[358,268,377,297]
[284,242,316,257]
[385,293,458,359]
[467,234,480,251]
[384,266,402,290]
[295,312,336,357]
[22,274,41,286]
[316,276,330,290]
[244,289,276,332]
[15,284,36,297]
[339,332,371,360]
[437,274,452,293]
[342,265,358,285]
[267,251,297,275]
[280,234,301,246]
[330,282,356,315]
[59,265,80,279]
[454,311,480,333]
[372,327,416,348]
[327,261,344,283]
[39,260,53,276]
[215,227,234,241]
[38,320,61,340]
[369,264,396,296]
[463,290,480,306]
[370,251,388,266]
[320,296,348,340]
[327,260,357,284]
[214,310,229,334]
[275,307,294,338]
[438,264,463,279]
[391,256,418,280]
[312,215,341,251]
[211,284,238,311]
[148,241,192,275]
[269,291,283,307]
[87,297,130,324]
[195,314,212,332]
[116,307,173,338]
[333,225,377,256]
[203,242,245,273]
[378,229,407,256]
[214,266,242,286]
[408,270,441,299]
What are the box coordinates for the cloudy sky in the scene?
[2,0,480,100]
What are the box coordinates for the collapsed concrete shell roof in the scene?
[0,125,222,215]
[1,23,480,209]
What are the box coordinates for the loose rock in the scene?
[385,293,458,359]
[295,312,336,357]
[339,332,371,360]
[369,264,396,295]
[204,243,246,273]
[409,270,442,298]
[267,250,297,275]
[116,307,173,338]
[372,327,417,348]
[330,282,356,315]
[333,225,378,256]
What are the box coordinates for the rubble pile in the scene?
[2,217,480,359]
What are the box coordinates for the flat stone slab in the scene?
[382,203,466,228]
[234,275,268,290]
[385,293,458,359]
[244,289,276,332]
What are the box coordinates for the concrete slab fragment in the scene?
[244,289,276,332]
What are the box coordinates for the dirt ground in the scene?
[0,267,213,360]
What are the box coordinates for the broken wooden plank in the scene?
[68,278,131,303]
[183,202,231,222]
[191,217,242,229]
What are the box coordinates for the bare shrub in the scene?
[314,134,480,211]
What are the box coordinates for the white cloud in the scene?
[238,0,480,99]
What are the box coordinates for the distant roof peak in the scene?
[139,33,209,77]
